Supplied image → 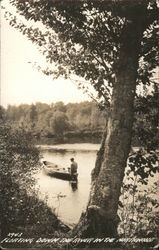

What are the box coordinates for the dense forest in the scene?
[5,101,107,140]
[5,98,158,147]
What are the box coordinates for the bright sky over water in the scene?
[1,6,90,108]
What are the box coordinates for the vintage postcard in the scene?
[0,0,159,249]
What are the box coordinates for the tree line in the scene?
[5,101,107,139]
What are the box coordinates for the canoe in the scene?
[42,161,78,181]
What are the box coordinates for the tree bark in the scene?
[91,123,107,182]
[72,17,145,238]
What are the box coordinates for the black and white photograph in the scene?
[0,0,159,249]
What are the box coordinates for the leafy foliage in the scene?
[5,101,106,139]
[0,108,69,241]
[3,0,159,107]
[118,171,159,241]
[50,111,69,137]
[133,89,159,152]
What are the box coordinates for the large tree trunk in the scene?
[91,123,107,182]
[72,18,145,238]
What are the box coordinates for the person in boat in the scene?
[70,158,78,180]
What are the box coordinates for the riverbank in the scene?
[0,179,70,249]
[0,119,70,249]
[34,131,103,145]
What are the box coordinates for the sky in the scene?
[0,4,91,108]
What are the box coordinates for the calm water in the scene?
[35,143,158,228]
[35,143,100,227]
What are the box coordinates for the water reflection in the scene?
[70,181,78,192]
[36,143,100,227]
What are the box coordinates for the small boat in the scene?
[42,161,78,181]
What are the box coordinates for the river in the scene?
[35,143,100,227]
[35,143,158,228]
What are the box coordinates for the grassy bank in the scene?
[0,116,70,248]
